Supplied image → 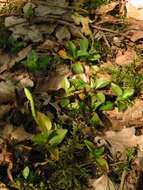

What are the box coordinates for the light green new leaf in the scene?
[93,147,105,158]
[22,166,30,179]
[80,38,89,51]
[60,77,70,92]
[95,78,110,89]
[111,83,123,97]
[49,129,67,147]
[68,41,77,59]
[37,112,52,132]
[77,50,89,57]
[84,140,95,153]
[96,92,106,103]
[100,101,114,111]
[32,132,50,145]
[72,62,84,74]
[122,88,134,99]
[24,88,37,121]
[96,157,109,171]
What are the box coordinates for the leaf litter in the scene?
[0,0,143,190]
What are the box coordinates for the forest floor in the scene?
[1,0,143,190]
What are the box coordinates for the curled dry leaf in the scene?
[96,1,118,15]
[91,175,115,190]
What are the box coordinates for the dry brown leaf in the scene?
[91,175,115,190]
[0,50,11,66]
[38,40,58,50]
[35,0,68,16]
[106,99,143,129]
[0,81,15,104]
[105,127,143,158]
[8,46,31,68]
[115,49,137,65]
[56,26,71,41]
[130,31,143,42]
[1,124,32,141]
[72,13,92,36]
[96,1,118,15]
[0,181,9,190]
[0,105,11,119]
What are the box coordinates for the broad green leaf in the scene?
[22,166,30,179]
[95,78,110,89]
[84,140,95,153]
[90,112,104,127]
[89,54,101,61]
[25,50,38,71]
[60,77,70,92]
[23,3,33,18]
[100,101,114,111]
[96,157,109,171]
[77,50,89,57]
[49,129,67,147]
[80,38,89,51]
[24,88,37,121]
[117,101,128,111]
[60,98,70,108]
[111,83,123,97]
[37,112,52,132]
[32,132,50,145]
[71,78,86,90]
[72,62,84,74]
[68,41,77,59]
[92,101,103,110]
[93,147,105,158]
[122,88,134,99]
[96,92,105,103]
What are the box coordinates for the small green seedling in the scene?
[24,88,67,160]
[24,87,52,132]
[67,38,100,61]
[22,166,30,180]
[111,83,134,111]
[84,140,108,171]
